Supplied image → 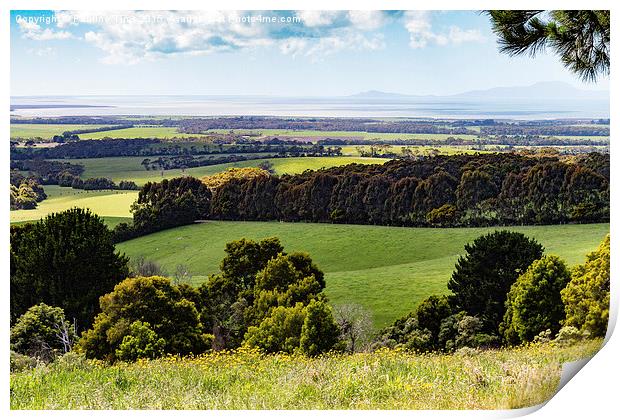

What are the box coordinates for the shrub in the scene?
[501,255,571,344]
[561,235,610,337]
[415,295,453,346]
[10,208,129,327]
[78,276,208,361]
[447,231,544,334]
[554,326,589,346]
[10,303,77,361]
[116,321,166,362]
[438,312,499,352]
[10,351,38,373]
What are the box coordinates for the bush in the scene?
[78,276,208,361]
[116,321,166,362]
[447,231,544,334]
[561,235,610,337]
[10,208,129,327]
[438,312,499,352]
[554,326,589,346]
[501,255,571,344]
[415,295,453,347]
[10,303,77,361]
[10,351,39,373]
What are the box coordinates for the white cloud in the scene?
[46,10,391,64]
[14,10,484,64]
[404,11,484,49]
[17,17,72,41]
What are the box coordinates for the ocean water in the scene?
[9,95,610,120]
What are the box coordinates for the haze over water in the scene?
[10,94,609,120]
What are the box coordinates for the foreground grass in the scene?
[10,339,602,410]
[116,221,609,328]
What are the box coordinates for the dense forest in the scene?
[207,152,609,227]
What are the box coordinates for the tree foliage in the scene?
[501,255,571,344]
[78,276,209,361]
[10,303,77,361]
[486,11,610,82]
[561,234,610,337]
[447,231,544,333]
[10,208,129,327]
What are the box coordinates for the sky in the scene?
[10,10,610,97]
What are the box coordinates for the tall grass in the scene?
[10,339,601,410]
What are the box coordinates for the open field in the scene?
[10,124,116,139]
[9,339,602,409]
[10,185,137,224]
[338,145,496,156]
[79,126,211,139]
[61,156,389,185]
[206,128,480,141]
[116,221,609,328]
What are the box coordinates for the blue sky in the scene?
[10,10,609,96]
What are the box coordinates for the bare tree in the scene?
[334,303,373,353]
[130,256,167,277]
[55,316,78,354]
[173,264,192,285]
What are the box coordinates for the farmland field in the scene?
[10,124,116,139]
[60,156,389,185]
[116,221,609,328]
[207,128,480,141]
[9,185,137,223]
[79,126,211,139]
[9,339,602,409]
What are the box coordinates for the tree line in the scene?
[10,139,343,160]
[206,153,608,227]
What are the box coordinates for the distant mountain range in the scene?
[350,82,609,100]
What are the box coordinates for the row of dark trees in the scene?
[10,139,343,160]
[206,153,609,227]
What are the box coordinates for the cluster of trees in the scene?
[374,231,610,352]
[11,211,343,362]
[112,177,212,242]
[10,160,135,192]
[206,153,609,227]
[10,172,47,210]
[10,209,130,327]
[11,160,84,184]
[56,172,138,191]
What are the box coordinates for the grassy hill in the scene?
[116,221,609,328]
[10,339,602,409]
[10,185,137,224]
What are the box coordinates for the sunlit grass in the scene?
[9,339,602,410]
